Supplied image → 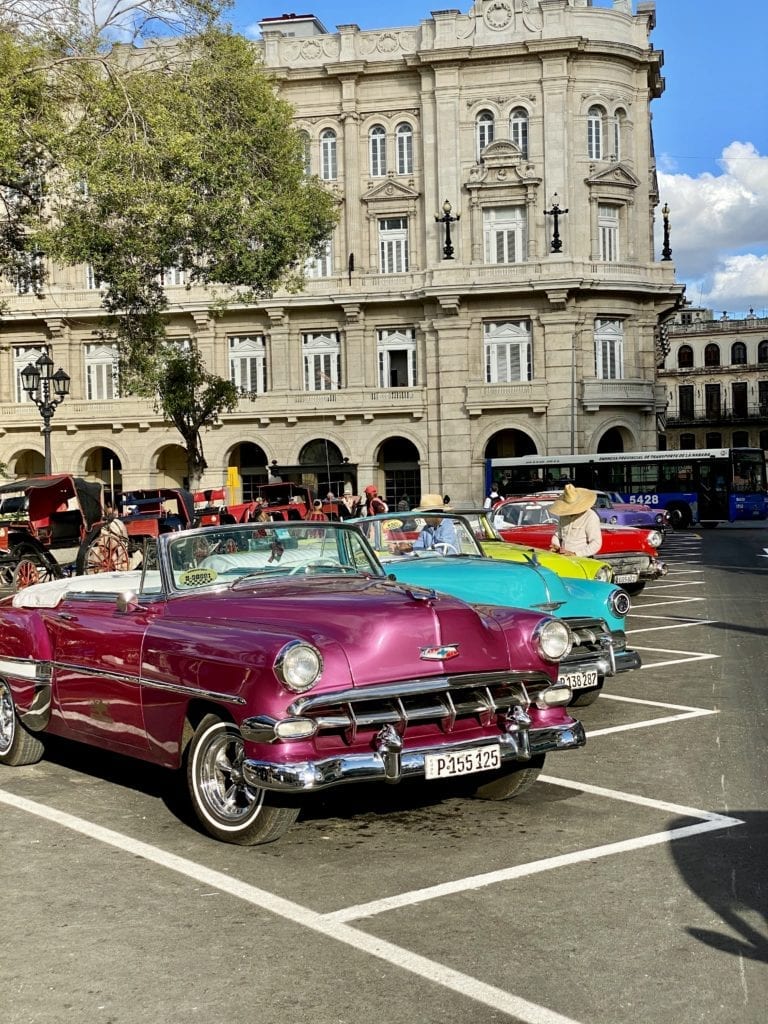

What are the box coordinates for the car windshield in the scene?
[164,521,385,591]
[362,513,483,560]
[493,502,558,527]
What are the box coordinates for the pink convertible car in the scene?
[0,519,585,845]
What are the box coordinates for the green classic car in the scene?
[454,507,614,582]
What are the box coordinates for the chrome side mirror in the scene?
[116,590,139,614]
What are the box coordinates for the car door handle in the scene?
[57,612,77,621]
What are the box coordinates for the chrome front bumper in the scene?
[242,720,586,793]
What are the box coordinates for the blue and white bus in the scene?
[485,448,768,528]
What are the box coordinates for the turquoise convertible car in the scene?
[356,511,641,706]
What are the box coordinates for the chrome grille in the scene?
[289,670,553,744]
[562,617,614,667]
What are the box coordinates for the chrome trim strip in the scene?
[0,657,50,682]
[242,721,586,793]
[53,660,246,705]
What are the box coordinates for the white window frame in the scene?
[595,318,625,380]
[13,252,44,295]
[14,345,47,403]
[598,203,620,262]
[510,107,529,158]
[320,129,337,181]
[395,123,413,175]
[85,343,119,401]
[303,332,341,392]
[587,106,604,160]
[85,264,104,290]
[305,238,333,278]
[483,206,527,264]
[476,111,495,159]
[483,320,533,384]
[159,266,187,287]
[377,327,417,388]
[378,217,409,274]
[229,335,267,395]
[369,125,387,177]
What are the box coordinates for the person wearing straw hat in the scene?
[548,484,602,558]
[395,493,459,553]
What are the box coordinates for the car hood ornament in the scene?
[420,644,460,660]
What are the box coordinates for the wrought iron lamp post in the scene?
[544,193,568,253]
[435,199,460,260]
[661,202,672,261]
[20,352,71,475]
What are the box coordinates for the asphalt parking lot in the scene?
[1,526,767,1024]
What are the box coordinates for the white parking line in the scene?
[324,782,741,924]
[633,596,706,609]
[628,619,717,634]
[631,645,720,669]
[0,787,583,1024]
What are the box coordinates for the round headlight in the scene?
[274,641,323,693]
[533,618,573,662]
[647,530,663,548]
[609,588,631,617]
[595,565,613,583]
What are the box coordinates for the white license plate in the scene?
[614,573,639,584]
[558,669,599,690]
[424,744,501,780]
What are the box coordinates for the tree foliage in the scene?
[0,8,338,480]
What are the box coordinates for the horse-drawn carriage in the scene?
[0,475,106,588]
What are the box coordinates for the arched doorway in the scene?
[82,447,122,506]
[597,428,626,453]
[377,436,421,510]
[298,439,353,498]
[155,445,187,488]
[10,449,44,478]
[484,429,538,459]
[229,442,268,501]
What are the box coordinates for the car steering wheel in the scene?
[434,542,458,555]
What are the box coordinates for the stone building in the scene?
[659,307,768,451]
[0,0,682,506]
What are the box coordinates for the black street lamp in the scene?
[544,193,568,253]
[661,202,672,261]
[435,199,460,260]
[21,351,71,475]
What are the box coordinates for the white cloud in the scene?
[657,142,768,315]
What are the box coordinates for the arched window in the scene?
[731,342,747,364]
[587,106,605,160]
[612,108,626,160]
[298,130,311,176]
[369,125,387,177]
[677,345,694,369]
[759,340,768,363]
[704,343,720,367]
[395,123,413,175]
[510,107,528,158]
[680,433,696,449]
[476,110,495,158]
[320,129,337,180]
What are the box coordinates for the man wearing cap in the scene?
[363,484,388,516]
[548,484,602,558]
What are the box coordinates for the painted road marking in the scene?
[325,782,742,923]
[0,788,584,1024]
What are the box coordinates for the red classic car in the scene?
[492,498,667,594]
[0,519,585,845]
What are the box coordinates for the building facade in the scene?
[659,307,768,451]
[0,0,682,506]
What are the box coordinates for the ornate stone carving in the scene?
[484,1,514,31]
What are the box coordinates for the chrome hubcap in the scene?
[0,681,15,755]
[198,727,263,823]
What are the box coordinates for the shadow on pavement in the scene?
[670,812,768,964]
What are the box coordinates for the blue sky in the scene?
[227,0,768,317]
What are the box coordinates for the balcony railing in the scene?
[581,378,656,411]
[667,404,768,427]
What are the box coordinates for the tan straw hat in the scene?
[415,492,450,511]
[548,483,597,517]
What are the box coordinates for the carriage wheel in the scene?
[13,555,54,591]
[81,532,131,575]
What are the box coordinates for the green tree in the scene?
[0,19,337,484]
